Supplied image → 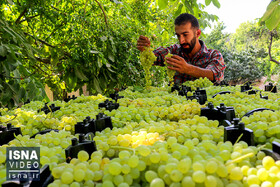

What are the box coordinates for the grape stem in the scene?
[226,152,254,165]
[234,133,243,145]
[2,114,18,123]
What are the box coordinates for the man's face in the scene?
[175,22,199,54]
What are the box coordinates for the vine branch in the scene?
[15,8,27,24]
[94,0,108,27]
[19,14,40,23]
[268,31,280,65]
[24,32,55,48]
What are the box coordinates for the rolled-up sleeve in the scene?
[206,50,226,84]
[153,44,180,66]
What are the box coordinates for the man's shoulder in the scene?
[200,41,223,58]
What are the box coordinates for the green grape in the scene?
[192,170,206,183]
[123,174,133,185]
[150,178,165,187]
[145,170,158,183]
[130,168,140,179]
[205,160,218,174]
[119,150,131,159]
[118,183,129,187]
[70,182,80,187]
[77,150,89,162]
[127,155,139,168]
[262,156,275,170]
[121,164,131,174]
[150,152,161,163]
[261,181,273,187]
[204,175,217,187]
[137,160,146,171]
[177,157,191,174]
[247,174,260,185]
[108,161,122,175]
[61,171,74,184]
[84,169,94,181]
[102,181,114,187]
[181,176,195,187]
[229,167,243,180]
[169,169,183,182]
[192,162,205,172]
[113,175,124,186]
[165,163,177,174]
[216,164,228,178]
[257,168,268,181]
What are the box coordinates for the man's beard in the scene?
[180,36,196,54]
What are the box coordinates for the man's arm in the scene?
[166,55,214,81]
[205,50,226,84]
[166,51,225,83]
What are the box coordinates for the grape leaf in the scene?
[158,0,168,10]
[0,45,7,57]
[265,5,280,30]
[205,0,211,6]
[183,0,194,14]
[261,0,280,23]
[74,67,89,81]
[93,76,102,93]
[175,4,183,17]
[212,0,220,8]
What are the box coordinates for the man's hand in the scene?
[165,55,190,74]
[166,54,214,81]
[137,35,151,52]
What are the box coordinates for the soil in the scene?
[253,75,279,90]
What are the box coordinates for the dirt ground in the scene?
[253,75,279,90]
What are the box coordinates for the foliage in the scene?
[0,19,48,108]
[203,22,264,83]
[0,0,220,108]
[260,0,280,31]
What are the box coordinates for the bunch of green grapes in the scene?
[241,110,280,147]
[183,77,214,91]
[118,86,169,99]
[140,47,156,87]
[164,53,176,85]
[207,91,280,117]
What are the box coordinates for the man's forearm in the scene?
[185,65,214,81]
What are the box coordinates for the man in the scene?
[137,13,226,84]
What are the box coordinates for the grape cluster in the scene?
[241,110,280,147]
[208,90,280,117]
[183,77,214,91]
[164,53,176,85]
[139,47,157,87]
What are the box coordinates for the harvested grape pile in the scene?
[1,78,280,187]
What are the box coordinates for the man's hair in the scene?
[174,13,199,29]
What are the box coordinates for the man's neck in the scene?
[186,40,201,59]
